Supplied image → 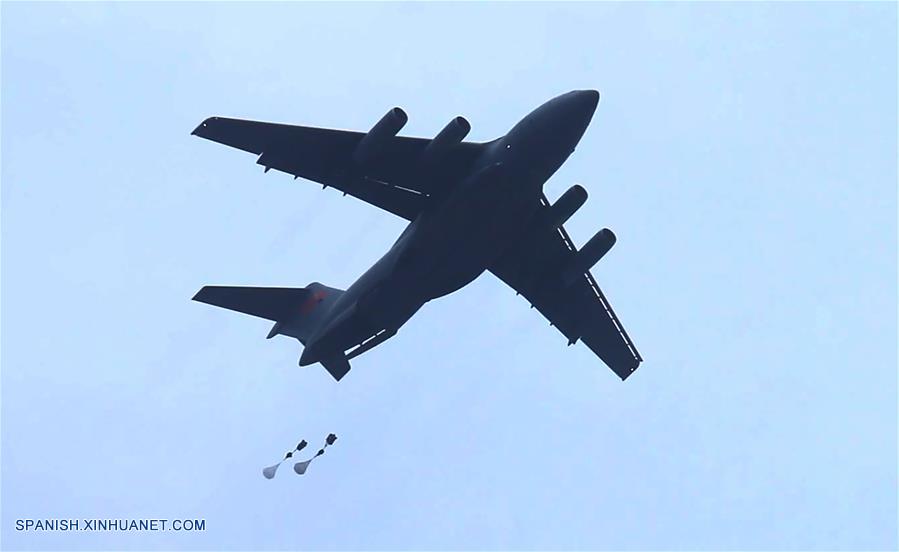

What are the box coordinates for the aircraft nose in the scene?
[557,89,599,139]
[573,89,600,113]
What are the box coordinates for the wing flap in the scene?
[256,148,426,220]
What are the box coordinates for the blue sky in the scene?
[2,2,896,550]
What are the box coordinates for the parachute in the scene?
[263,435,337,479]
[262,439,310,479]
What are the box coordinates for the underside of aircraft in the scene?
[192,90,643,382]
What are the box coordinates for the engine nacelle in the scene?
[561,228,616,285]
[420,116,471,166]
[352,107,408,166]
[545,185,588,230]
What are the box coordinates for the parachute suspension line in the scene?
[263,434,338,479]
[294,433,337,475]
[262,439,308,479]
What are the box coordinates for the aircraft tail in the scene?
[320,352,351,381]
[192,282,344,344]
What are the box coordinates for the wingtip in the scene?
[617,363,640,381]
[191,117,216,137]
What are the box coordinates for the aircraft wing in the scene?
[192,117,483,221]
[489,196,643,380]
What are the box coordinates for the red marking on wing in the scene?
[299,290,327,315]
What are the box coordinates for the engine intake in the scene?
[561,228,616,285]
[421,116,471,166]
[352,107,408,166]
[544,185,588,230]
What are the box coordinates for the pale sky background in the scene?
[2,2,896,551]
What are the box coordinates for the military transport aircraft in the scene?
[192,90,643,381]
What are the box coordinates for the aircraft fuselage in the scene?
[298,90,600,366]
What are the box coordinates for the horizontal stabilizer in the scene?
[321,353,351,381]
[193,286,312,322]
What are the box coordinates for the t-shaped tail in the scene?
[192,282,350,380]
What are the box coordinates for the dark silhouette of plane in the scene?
[192,90,643,381]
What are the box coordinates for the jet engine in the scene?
[544,184,588,230]
[352,107,408,166]
[561,228,616,285]
[420,116,471,166]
